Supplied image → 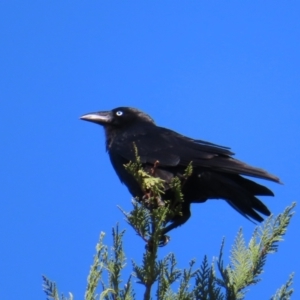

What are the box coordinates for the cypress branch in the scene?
[43,157,295,299]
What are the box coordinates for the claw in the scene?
[159,235,170,247]
[145,234,171,251]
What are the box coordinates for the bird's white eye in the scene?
[116,111,123,116]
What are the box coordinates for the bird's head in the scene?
[80,107,155,128]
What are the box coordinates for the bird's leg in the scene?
[158,203,191,246]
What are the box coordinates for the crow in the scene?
[80,107,280,241]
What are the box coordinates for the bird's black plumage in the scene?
[81,107,280,237]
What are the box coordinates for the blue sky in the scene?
[0,1,299,299]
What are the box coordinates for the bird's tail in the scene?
[212,173,272,222]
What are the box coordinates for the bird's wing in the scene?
[111,125,280,183]
[111,125,231,166]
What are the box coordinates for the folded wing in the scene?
[111,125,280,183]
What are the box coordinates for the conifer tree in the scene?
[43,158,295,300]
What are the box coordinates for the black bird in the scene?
[80,107,280,239]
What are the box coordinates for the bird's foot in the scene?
[145,234,171,251]
[158,235,170,247]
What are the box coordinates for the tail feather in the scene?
[226,199,264,222]
[212,173,272,222]
[249,196,271,216]
[231,175,274,196]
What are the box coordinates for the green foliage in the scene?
[85,232,106,300]
[271,273,295,300]
[124,144,165,198]
[215,201,295,300]
[85,227,135,300]
[42,275,73,300]
[43,156,295,299]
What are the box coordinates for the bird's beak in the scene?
[80,111,112,125]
